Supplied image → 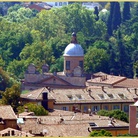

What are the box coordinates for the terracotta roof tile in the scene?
[114,78,138,88]
[21,86,137,104]
[0,127,34,137]
[0,105,17,120]
[20,110,129,137]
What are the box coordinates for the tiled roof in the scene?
[113,78,138,88]
[0,105,17,120]
[21,86,137,104]
[87,73,126,86]
[20,110,129,137]
[0,127,34,137]
[21,87,54,100]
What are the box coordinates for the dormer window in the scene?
[107,94,114,99]
[98,94,105,99]
[76,94,82,100]
[67,95,73,100]
[118,93,127,99]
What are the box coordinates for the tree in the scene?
[112,2,121,31]
[107,2,115,36]
[107,2,121,36]
[116,29,130,76]
[18,103,48,116]
[1,84,21,112]
[94,6,99,21]
[0,67,11,91]
[133,61,138,78]
[122,2,130,22]
[84,47,109,73]
[98,109,128,123]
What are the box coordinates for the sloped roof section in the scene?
[21,87,54,100]
[113,78,138,88]
[0,105,17,120]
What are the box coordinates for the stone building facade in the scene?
[22,32,87,90]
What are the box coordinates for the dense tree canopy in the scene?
[0,2,138,80]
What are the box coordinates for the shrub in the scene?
[18,102,48,116]
[97,109,129,123]
[89,129,112,137]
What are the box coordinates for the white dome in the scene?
[63,43,84,56]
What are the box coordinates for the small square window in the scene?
[59,2,62,6]
[123,105,129,112]
[103,105,108,110]
[113,105,120,110]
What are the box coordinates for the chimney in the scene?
[41,92,48,110]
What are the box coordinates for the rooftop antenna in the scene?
[71,32,78,44]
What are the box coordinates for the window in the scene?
[113,105,120,110]
[123,105,129,112]
[67,95,73,100]
[55,2,57,6]
[107,94,114,99]
[118,93,127,99]
[79,61,83,68]
[83,106,88,112]
[66,61,70,70]
[63,2,67,5]
[59,2,62,6]
[92,106,100,112]
[76,94,82,100]
[103,105,108,110]
[63,107,68,111]
[98,94,105,99]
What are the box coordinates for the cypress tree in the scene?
[112,2,121,31]
[94,6,99,21]
[123,2,130,22]
[107,2,121,36]
[107,2,115,36]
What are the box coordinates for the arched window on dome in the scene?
[66,61,70,70]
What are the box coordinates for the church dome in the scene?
[63,43,84,56]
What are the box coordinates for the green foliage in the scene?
[117,133,137,137]
[0,67,11,91]
[97,109,129,123]
[122,2,130,22]
[0,2,138,80]
[89,129,112,137]
[1,84,21,112]
[84,47,109,73]
[18,103,48,116]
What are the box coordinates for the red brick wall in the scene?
[129,105,137,135]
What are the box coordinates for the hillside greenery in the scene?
[0,2,138,90]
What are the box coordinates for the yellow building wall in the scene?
[109,129,128,136]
